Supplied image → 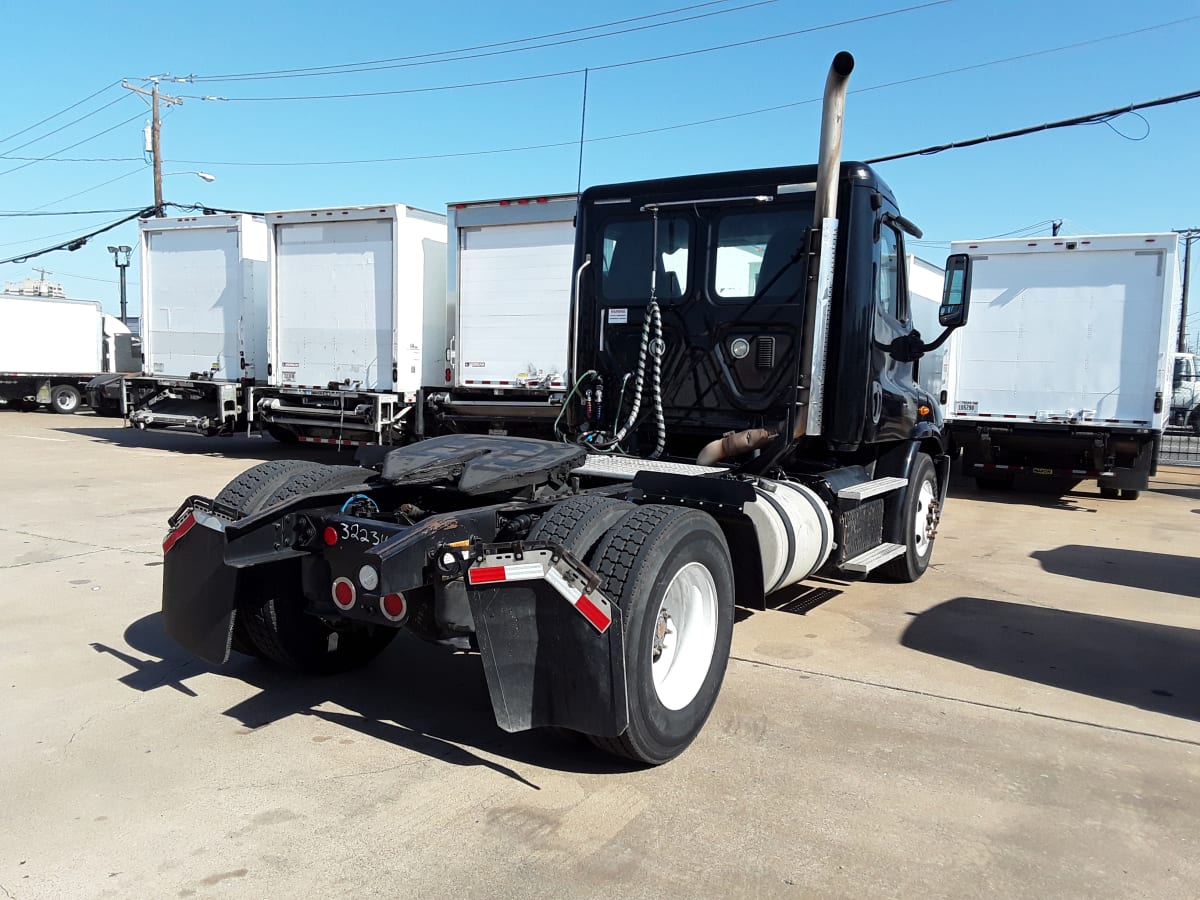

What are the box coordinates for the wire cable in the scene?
[180,1,953,102]
[189,0,778,82]
[0,81,122,146]
[0,94,134,157]
[168,14,1199,170]
[0,110,148,177]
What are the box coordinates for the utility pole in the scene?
[1176,228,1199,353]
[122,78,182,217]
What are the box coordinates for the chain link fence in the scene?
[1161,428,1200,466]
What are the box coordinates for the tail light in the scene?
[331,577,356,610]
[380,592,407,622]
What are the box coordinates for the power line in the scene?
[189,0,777,82]
[0,207,147,218]
[865,87,1200,165]
[0,93,134,157]
[168,16,1200,170]
[0,208,153,265]
[25,167,149,212]
[0,156,143,164]
[182,1,954,102]
[0,81,121,146]
[0,110,148,177]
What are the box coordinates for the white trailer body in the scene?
[140,214,269,381]
[0,293,114,413]
[428,194,576,433]
[906,255,948,405]
[117,215,269,433]
[946,233,1180,496]
[0,293,103,372]
[257,204,446,446]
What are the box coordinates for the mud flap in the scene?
[468,579,628,737]
[161,511,240,665]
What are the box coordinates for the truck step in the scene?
[837,476,908,501]
[573,454,725,481]
[840,542,905,574]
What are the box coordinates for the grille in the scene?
[756,336,776,369]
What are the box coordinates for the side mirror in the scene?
[939,253,972,328]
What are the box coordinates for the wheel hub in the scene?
[653,610,675,662]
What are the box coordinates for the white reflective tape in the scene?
[501,562,546,582]
[543,565,579,604]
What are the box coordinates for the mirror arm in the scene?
[919,325,956,354]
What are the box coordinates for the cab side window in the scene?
[875,225,903,322]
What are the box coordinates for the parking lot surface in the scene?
[1,412,1198,899]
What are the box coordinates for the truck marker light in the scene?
[162,513,197,554]
[323,526,338,546]
[332,577,356,610]
[358,565,379,591]
[381,592,407,621]
[918,404,931,416]
[445,368,452,382]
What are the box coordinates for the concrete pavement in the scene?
[1,411,1197,899]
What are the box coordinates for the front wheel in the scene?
[51,384,81,414]
[585,505,734,766]
[880,453,938,583]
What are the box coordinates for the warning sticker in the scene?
[955,401,978,414]
[608,308,628,325]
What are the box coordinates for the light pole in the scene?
[163,171,216,183]
[107,245,133,324]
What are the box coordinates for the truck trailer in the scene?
[946,233,1180,498]
[426,193,577,434]
[160,53,972,765]
[253,204,447,447]
[93,214,270,433]
[1,293,138,413]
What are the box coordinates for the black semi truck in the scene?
[161,53,973,765]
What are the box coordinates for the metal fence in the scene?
[1161,428,1200,467]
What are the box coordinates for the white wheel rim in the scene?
[57,392,77,411]
[651,561,719,711]
[913,479,936,557]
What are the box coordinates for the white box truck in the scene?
[907,254,949,405]
[1,294,137,413]
[426,194,577,434]
[254,204,447,446]
[946,233,1180,498]
[106,214,269,434]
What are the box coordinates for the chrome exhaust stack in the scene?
[794,51,854,440]
[813,50,855,227]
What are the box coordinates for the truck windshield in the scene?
[600,215,691,302]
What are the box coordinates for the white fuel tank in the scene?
[743,479,835,594]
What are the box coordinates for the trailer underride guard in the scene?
[161,52,974,764]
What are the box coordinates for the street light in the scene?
[163,171,216,183]
[107,245,133,324]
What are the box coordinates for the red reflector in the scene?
[323,526,338,546]
[381,592,407,620]
[575,594,611,631]
[445,367,452,383]
[332,577,355,609]
[499,199,510,206]
[517,198,529,204]
[468,565,506,585]
[163,512,197,554]
[536,197,547,203]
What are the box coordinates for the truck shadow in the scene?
[946,473,1099,512]
[1030,545,1200,599]
[58,424,343,461]
[901,597,1200,722]
[92,613,637,783]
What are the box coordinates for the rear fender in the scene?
[465,542,629,737]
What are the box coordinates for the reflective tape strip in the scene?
[162,512,196,554]
[467,562,545,585]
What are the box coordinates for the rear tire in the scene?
[1119,489,1140,501]
[51,384,81,414]
[584,505,734,766]
[880,453,937,583]
[1099,485,1120,499]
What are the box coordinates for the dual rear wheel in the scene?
[530,496,735,765]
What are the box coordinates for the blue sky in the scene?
[2,0,1197,342]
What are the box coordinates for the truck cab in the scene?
[1173,352,1200,434]
[570,162,950,466]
